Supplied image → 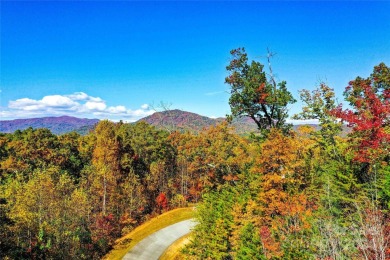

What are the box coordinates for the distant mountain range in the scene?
[0,110,332,135]
[0,116,99,135]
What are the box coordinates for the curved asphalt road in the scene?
[122,219,196,260]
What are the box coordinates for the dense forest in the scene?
[0,49,389,259]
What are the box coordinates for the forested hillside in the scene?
[0,53,389,260]
[0,116,99,135]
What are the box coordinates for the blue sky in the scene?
[1,1,389,121]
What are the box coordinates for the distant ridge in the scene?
[1,111,342,136]
[138,110,349,135]
[0,116,99,135]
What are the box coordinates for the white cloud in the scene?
[89,96,104,102]
[131,109,152,117]
[67,92,89,101]
[9,98,41,110]
[66,92,104,103]
[9,95,78,111]
[2,92,154,122]
[41,95,78,107]
[107,106,126,113]
[84,101,107,111]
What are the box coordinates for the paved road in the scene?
[122,219,196,260]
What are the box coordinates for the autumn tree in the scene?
[90,120,120,216]
[332,62,390,164]
[331,63,390,221]
[293,82,342,144]
[293,83,365,214]
[252,129,315,258]
[155,192,169,212]
[225,48,296,135]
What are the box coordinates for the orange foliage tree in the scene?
[251,129,315,258]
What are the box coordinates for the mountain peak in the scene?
[138,110,218,132]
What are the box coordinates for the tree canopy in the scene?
[225,48,296,135]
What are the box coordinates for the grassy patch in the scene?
[159,232,192,260]
[103,207,195,260]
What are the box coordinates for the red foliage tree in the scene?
[332,63,390,163]
[156,192,168,212]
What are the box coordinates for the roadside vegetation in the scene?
[104,207,194,260]
[160,232,192,260]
